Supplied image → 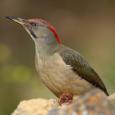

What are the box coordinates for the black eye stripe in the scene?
[31,31,37,38]
[28,29,37,38]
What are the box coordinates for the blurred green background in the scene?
[0,0,115,114]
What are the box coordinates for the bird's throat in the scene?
[35,44,52,60]
[34,40,59,58]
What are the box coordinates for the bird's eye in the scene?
[30,22,37,26]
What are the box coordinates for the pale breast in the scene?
[35,53,94,97]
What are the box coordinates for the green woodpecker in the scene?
[6,16,108,105]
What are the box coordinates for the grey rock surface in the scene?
[12,89,115,115]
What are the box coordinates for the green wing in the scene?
[59,46,108,95]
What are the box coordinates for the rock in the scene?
[108,92,115,107]
[12,98,58,115]
[109,93,115,100]
[49,89,115,115]
[12,89,115,115]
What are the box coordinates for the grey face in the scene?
[28,25,50,39]
[18,21,46,40]
[25,23,57,46]
[27,24,59,55]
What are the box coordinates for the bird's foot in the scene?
[59,93,73,105]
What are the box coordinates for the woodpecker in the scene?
[6,16,109,104]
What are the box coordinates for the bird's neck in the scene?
[34,41,59,59]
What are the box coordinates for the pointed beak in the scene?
[5,16,37,39]
[5,16,27,25]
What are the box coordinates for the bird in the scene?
[6,16,109,105]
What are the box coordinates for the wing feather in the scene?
[59,46,109,95]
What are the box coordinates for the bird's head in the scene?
[6,16,61,55]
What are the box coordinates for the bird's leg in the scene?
[58,93,73,105]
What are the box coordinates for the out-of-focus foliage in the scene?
[0,0,115,114]
[0,43,11,63]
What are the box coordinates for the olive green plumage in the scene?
[59,46,109,95]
